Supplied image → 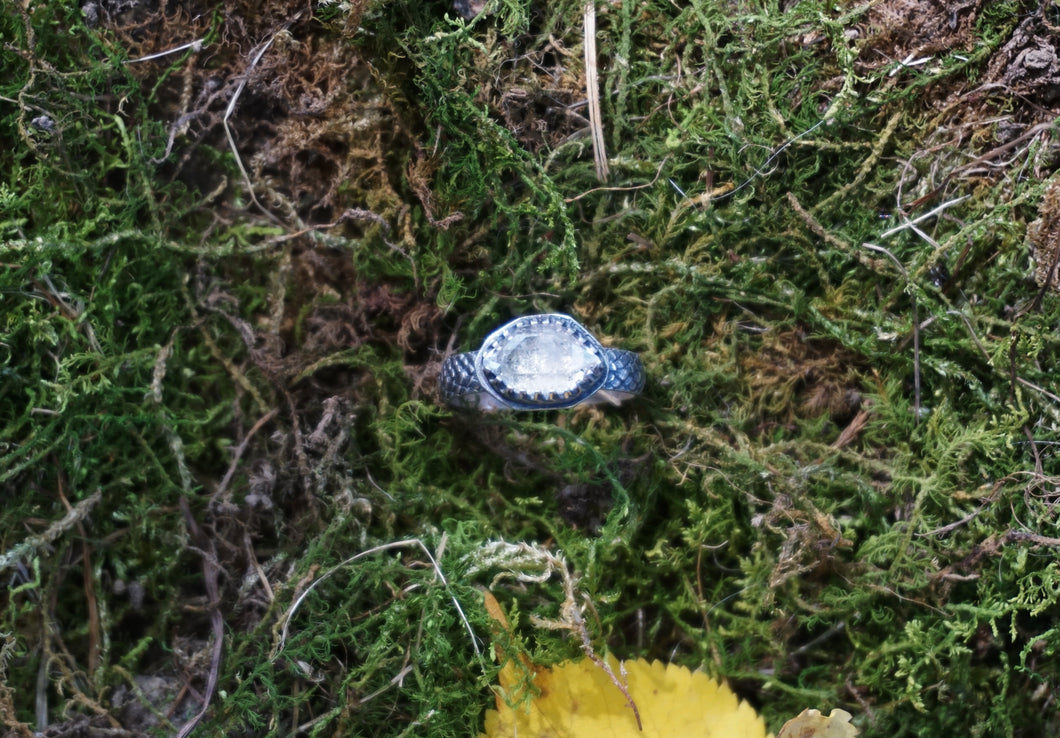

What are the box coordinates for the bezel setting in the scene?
[475,314,608,410]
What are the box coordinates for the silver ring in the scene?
[440,313,644,411]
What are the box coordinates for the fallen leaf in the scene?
[776,708,858,738]
[482,655,771,738]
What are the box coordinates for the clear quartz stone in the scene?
[480,318,605,403]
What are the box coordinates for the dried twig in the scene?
[221,12,306,224]
[879,195,969,239]
[467,541,642,731]
[906,121,1055,209]
[175,497,224,738]
[125,38,205,64]
[223,34,282,223]
[565,155,669,203]
[213,408,279,503]
[0,490,102,575]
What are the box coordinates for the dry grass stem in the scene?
[583,1,608,182]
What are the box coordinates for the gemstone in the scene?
[478,315,606,408]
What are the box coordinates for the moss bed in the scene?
[3,1,1060,735]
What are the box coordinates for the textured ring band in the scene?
[439,314,645,411]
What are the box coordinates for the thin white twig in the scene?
[880,195,969,239]
[888,53,934,77]
[276,536,481,658]
[125,38,204,64]
[713,118,829,202]
[224,35,281,222]
[222,13,309,223]
[946,310,990,359]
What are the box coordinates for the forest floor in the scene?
[3,0,1060,736]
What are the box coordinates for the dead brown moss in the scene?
[1026,176,1060,292]
[102,0,450,410]
[857,0,982,66]
[740,328,865,432]
[862,2,1059,196]
[106,0,414,231]
[465,13,590,155]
